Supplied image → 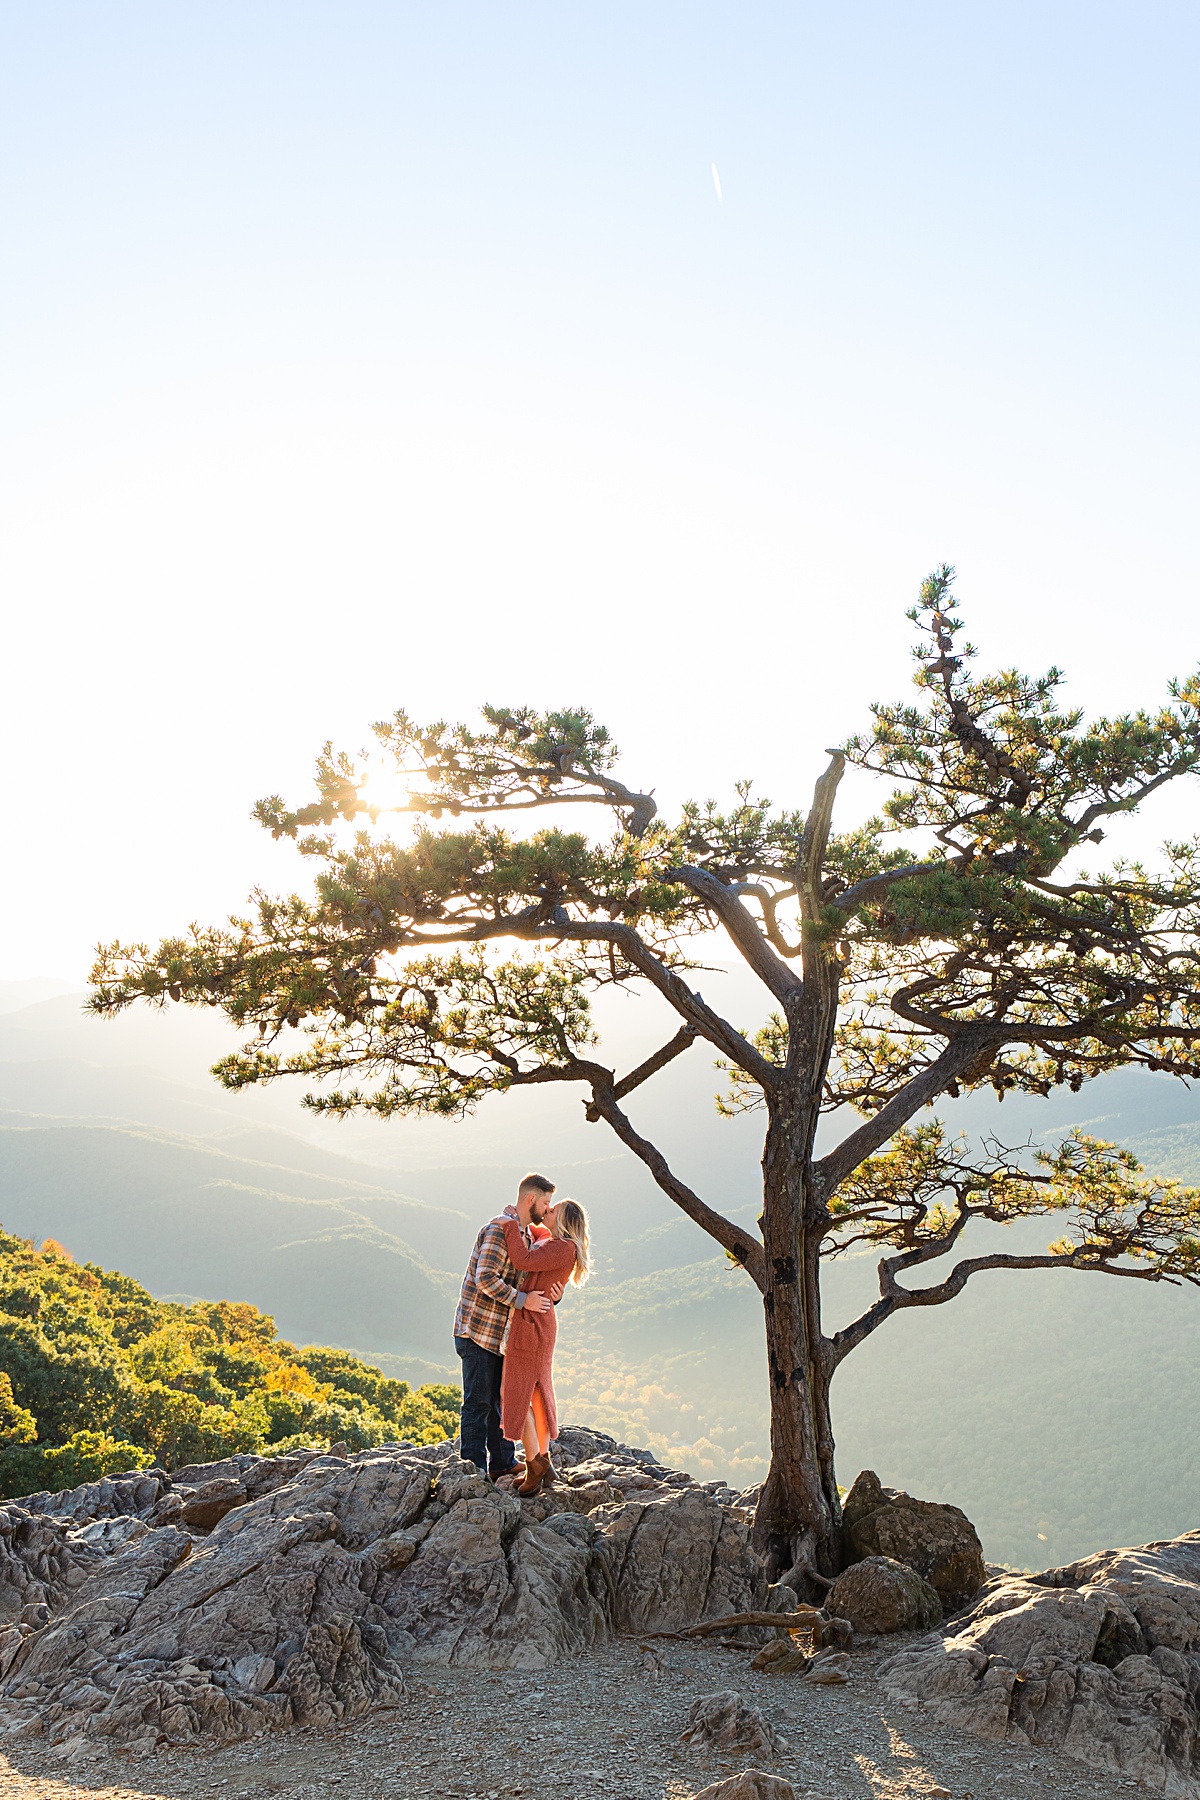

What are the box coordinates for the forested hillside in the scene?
[0,1228,457,1501]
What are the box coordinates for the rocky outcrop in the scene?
[841,1469,986,1610]
[0,1427,770,1755]
[880,1531,1200,1794]
[693,1772,797,1799]
[826,1554,942,1635]
[680,1690,789,1756]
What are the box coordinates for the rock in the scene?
[693,1770,797,1799]
[0,1503,112,1624]
[815,1613,854,1651]
[594,1488,767,1634]
[550,1424,622,1467]
[231,1652,276,1693]
[0,1430,774,1751]
[515,1480,622,1526]
[177,1478,248,1531]
[18,1470,170,1525]
[841,1469,985,1610]
[826,1554,942,1634]
[680,1690,789,1756]
[879,1531,1200,1792]
[750,1638,810,1675]
[803,1650,850,1684]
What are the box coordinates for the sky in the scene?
[4,2,1200,980]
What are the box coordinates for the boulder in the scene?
[693,1771,797,1799]
[841,1469,985,1609]
[680,1690,789,1756]
[18,1470,170,1525]
[826,1554,942,1635]
[593,1487,768,1634]
[802,1650,851,1685]
[880,1532,1200,1792]
[0,1431,772,1752]
[177,1478,248,1532]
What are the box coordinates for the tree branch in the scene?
[585,1080,767,1290]
[664,866,802,1004]
[452,916,780,1092]
[830,1240,1195,1367]
[583,1025,699,1119]
[798,752,845,908]
[728,884,802,958]
[1072,761,1197,840]
[829,861,950,912]
[816,1030,1001,1194]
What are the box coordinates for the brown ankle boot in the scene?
[516,1452,549,1497]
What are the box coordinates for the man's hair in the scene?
[517,1172,556,1196]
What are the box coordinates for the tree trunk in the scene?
[752,1117,842,1587]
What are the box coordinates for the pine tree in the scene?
[91,570,1200,1583]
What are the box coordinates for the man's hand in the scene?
[523,1291,553,1315]
[548,1280,565,1305]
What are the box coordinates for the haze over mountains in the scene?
[2,977,1199,1571]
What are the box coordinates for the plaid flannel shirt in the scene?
[453,1206,531,1355]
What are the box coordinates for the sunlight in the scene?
[356,761,413,815]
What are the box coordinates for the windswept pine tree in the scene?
[92,570,1200,1585]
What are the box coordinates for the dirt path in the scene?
[0,1638,1144,1800]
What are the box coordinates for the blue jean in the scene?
[455,1335,519,1477]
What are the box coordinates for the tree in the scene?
[0,1372,36,1447]
[89,569,1200,1583]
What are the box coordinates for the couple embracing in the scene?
[453,1173,591,1497]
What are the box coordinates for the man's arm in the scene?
[474,1223,552,1314]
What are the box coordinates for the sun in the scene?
[356,761,412,814]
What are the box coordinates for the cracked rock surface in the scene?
[692,1773,803,1800]
[880,1530,1200,1794]
[0,1426,768,1754]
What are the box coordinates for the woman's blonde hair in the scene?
[552,1198,590,1286]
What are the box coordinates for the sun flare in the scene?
[356,763,412,814]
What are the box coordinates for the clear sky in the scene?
[4,3,1199,979]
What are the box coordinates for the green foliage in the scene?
[826,1121,1200,1281]
[0,1230,458,1500]
[89,571,1200,1137]
[0,1430,150,1499]
[211,946,602,1120]
[0,1372,36,1446]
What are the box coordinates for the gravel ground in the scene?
[0,1637,1149,1800]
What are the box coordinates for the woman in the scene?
[500,1199,590,1496]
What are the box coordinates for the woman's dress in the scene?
[499,1218,577,1440]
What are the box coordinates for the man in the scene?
[454,1172,559,1480]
